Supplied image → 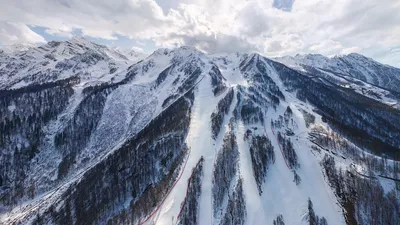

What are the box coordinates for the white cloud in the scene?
[45,26,73,38]
[310,40,342,52]
[131,46,144,53]
[273,0,295,12]
[0,22,46,44]
[341,46,361,55]
[0,0,399,66]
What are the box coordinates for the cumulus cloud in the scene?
[0,0,399,66]
[0,22,46,44]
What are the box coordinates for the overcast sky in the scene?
[1,0,399,66]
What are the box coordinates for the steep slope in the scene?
[0,44,223,225]
[0,42,399,225]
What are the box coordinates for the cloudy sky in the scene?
[1,0,399,66]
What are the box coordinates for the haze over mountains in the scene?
[0,37,399,225]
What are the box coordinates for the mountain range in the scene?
[0,37,399,225]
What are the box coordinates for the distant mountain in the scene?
[0,37,145,89]
[0,43,37,54]
[0,39,399,225]
[110,46,147,61]
[274,53,400,92]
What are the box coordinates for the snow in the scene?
[7,104,16,112]
[262,123,345,225]
[152,54,348,225]
[274,56,400,108]
[236,121,267,224]
[0,36,146,89]
[153,65,219,225]
[76,83,157,168]
[0,43,36,54]
[2,44,398,225]
[273,53,400,94]
[212,53,249,87]
[214,53,269,224]
[239,59,345,225]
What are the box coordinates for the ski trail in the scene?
[236,121,267,225]
[157,71,221,225]
[260,115,305,225]
[257,61,346,225]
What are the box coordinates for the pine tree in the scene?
[293,170,301,185]
[273,214,285,225]
[308,198,317,225]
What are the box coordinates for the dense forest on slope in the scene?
[270,60,400,160]
[1,40,399,225]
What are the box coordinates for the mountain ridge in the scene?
[274,52,400,92]
[0,37,399,225]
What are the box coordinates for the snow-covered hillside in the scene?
[0,40,399,225]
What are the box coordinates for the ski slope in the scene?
[2,43,398,225]
[153,66,227,225]
[150,54,347,225]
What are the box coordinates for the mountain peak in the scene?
[70,36,93,44]
[275,51,400,92]
[0,42,37,54]
[344,53,384,65]
[149,45,205,61]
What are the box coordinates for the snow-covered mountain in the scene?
[0,43,37,54]
[274,53,400,93]
[111,46,147,62]
[0,39,399,225]
[0,37,145,90]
